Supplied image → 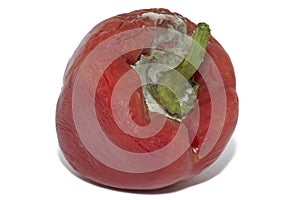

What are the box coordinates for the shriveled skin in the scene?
[56,8,238,190]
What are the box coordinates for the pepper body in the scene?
[56,8,238,190]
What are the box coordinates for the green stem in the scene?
[175,23,210,80]
[148,23,211,118]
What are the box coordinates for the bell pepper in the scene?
[56,8,238,190]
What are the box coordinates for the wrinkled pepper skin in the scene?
[56,8,238,190]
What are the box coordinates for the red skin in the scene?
[56,8,238,190]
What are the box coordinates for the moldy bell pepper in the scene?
[56,8,238,190]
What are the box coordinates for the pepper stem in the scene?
[148,23,211,118]
[175,23,210,80]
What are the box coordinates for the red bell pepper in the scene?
[56,8,238,190]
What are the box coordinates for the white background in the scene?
[1,0,300,199]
